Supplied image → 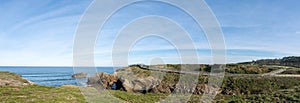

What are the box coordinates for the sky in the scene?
[0,0,300,66]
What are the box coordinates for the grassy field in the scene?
[109,85,300,103]
[0,85,85,103]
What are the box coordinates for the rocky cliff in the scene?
[87,66,220,95]
[0,72,34,87]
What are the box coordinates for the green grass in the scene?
[214,86,300,102]
[225,64,278,74]
[152,64,280,74]
[0,85,86,103]
[0,71,86,103]
[281,69,300,74]
[109,90,167,103]
[109,85,300,103]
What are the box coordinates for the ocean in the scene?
[0,66,116,86]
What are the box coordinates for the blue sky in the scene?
[0,0,299,66]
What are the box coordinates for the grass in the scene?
[214,86,300,102]
[0,71,86,103]
[281,68,300,74]
[109,85,300,103]
[0,85,86,103]
[153,64,280,74]
[225,64,279,74]
[109,90,167,103]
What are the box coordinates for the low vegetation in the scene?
[148,64,281,74]
[0,72,29,86]
[225,64,278,74]
[281,69,300,74]
[93,65,300,102]
[239,56,300,67]
[109,84,300,102]
[0,85,85,103]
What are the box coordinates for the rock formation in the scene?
[72,72,87,78]
[0,72,34,87]
[87,66,221,95]
[87,72,118,89]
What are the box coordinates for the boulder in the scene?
[87,72,118,89]
[193,84,222,95]
[119,76,161,93]
[72,72,87,78]
[119,78,133,92]
[151,81,172,94]
[193,84,208,94]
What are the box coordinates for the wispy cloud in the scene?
[0,0,299,66]
[0,0,91,66]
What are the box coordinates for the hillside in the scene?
[88,64,300,102]
[239,56,300,67]
[0,72,33,87]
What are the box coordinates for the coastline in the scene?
[21,77,35,85]
[0,71,81,88]
[1,61,300,102]
[0,71,86,102]
[0,66,115,87]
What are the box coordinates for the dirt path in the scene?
[144,66,300,78]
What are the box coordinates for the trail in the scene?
[140,66,300,78]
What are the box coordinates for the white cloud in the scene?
[2,0,299,66]
[0,7,82,66]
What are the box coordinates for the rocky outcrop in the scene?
[151,81,174,94]
[87,67,221,95]
[0,79,28,86]
[24,79,35,85]
[87,72,118,89]
[119,76,160,93]
[0,72,34,87]
[72,72,87,78]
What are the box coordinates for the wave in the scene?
[22,74,71,78]
[32,78,75,82]
[0,67,114,86]
[21,72,72,75]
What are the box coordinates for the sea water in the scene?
[0,66,116,86]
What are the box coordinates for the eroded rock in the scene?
[87,72,118,89]
[72,72,87,78]
[87,67,221,95]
